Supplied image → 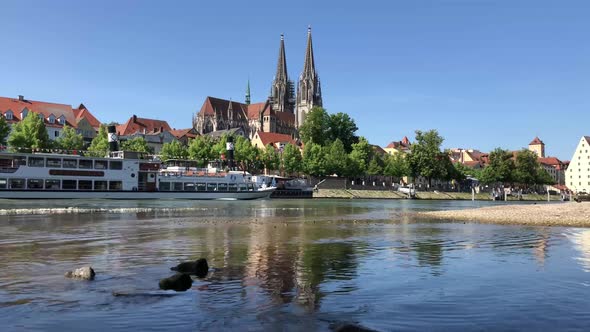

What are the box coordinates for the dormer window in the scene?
[21,108,28,119]
[58,115,66,125]
[5,111,13,120]
[48,114,56,124]
[38,114,44,121]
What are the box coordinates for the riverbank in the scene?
[416,202,590,227]
[313,189,561,201]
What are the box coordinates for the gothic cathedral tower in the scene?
[296,26,322,128]
[270,34,295,114]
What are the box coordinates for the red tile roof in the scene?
[116,115,172,136]
[170,128,198,139]
[529,136,544,145]
[385,137,411,150]
[255,131,297,147]
[247,102,266,119]
[0,96,101,129]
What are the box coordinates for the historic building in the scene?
[194,27,322,138]
[566,136,590,193]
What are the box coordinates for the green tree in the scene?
[479,148,515,184]
[303,142,327,177]
[0,116,10,146]
[453,162,482,180]
[234,135,259,172]
[7,111,50,151]
[366,155,384,175]
[56,125,84,150]
[120,137,152,153]
[325,138,348,176]
[384,152,410,178]
[281,143,302,175]
[347,137,373,176]
[261,144,280,174]
[188,135,215,167]
[407,130,448,187]
[329,112,358,152]
[299,106,331,146]
[513,149,555,186]
[86,125,109,157]
[160,140,189,160]
[536,168,555,185]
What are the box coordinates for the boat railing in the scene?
[159,170,228,178]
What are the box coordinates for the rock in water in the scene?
[331,323,378,332]
[170,258,208,277]
[64,266,96,280]
[159,273,193,292]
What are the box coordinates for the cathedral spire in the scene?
[302,26,316,79]
[275,34,288,83]
[245,79,251,105]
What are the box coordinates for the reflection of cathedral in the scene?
[193,27,322,138]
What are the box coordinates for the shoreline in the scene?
[415,202,590,227]
[313,189,562,201]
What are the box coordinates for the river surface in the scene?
[0,199,589,331]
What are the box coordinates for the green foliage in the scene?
[234,135,259,172]
[479,148,515,184]
[384,152,409,178]
[328,112,358,152]
[0,116,10,146]
[325,139,348,176]
[366,155,384,176]
[281,143,302,175]
[261,144,280,173]
[7,111,50,151]
[303,142,327,176]
[299,107,331,146]
[514,149,538,185]
[160,140,189,160]
[453,162,482,180]
[188,135,215,167]
[86,125,109,157]
[407,129,448,185]
[347,136,373,176]
[56,125,84,150]
[120,137,152,154]
[536,168,555,185]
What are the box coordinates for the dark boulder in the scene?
[159,273,193,292]
[64,266,96,280]
[170,258,209,278]
[331,323,378,332]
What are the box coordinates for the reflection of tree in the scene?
[412,240,443,271]
[296,242,358,310]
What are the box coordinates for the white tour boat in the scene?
[0,127,275,200]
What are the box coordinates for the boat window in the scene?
[94,181,107,190]
[159,182,171,191]
[27,179,44,189]
[196,183,206,191]
[45,179,60,190]
[79,160,93,169]
[9,179,25,189]
[62,180,77,190]
[78,180,92,190]
[238,184,248,191]
[63,159,77,168]
[28,157,45,167]
[0,179,6,189]
[46,158,62,168]
[218,183,228,191]
[109,181,123,191]
[94,160,108,170]
[173,182,183,191]
[207,183,217,191]
[228,183,238,192]
[14,156,27,166]
[248,184,255,191]
[109,161,123,170]
[184,183,196,191]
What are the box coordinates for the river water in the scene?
[0,199,589,331]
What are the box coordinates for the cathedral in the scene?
[193,27,323,138]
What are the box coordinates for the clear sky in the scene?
[1,1,588,160]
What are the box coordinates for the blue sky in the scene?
[1,1,588,160]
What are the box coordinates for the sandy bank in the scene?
[417,202,590,227]
[314,189,561,201]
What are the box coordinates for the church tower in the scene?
[296,26,323,128]
[270,34,295,114]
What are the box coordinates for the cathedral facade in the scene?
[194,27,322,138]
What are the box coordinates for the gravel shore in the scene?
[417,202,590,227]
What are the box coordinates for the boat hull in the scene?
[0,189,275,200]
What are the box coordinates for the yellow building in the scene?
[566,136,590,193]
[528,136,545,158]
[383,136,411,155]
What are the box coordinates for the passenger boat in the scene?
[0,150,275,200]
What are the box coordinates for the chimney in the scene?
[160,126,164,133]
[107,125,119,152]
[132,115,137,123]
[18,95,24,101]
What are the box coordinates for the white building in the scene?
[566,136,590,193]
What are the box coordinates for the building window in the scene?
[55,131,59,137]
[5,111,13,120]
[21,109,28,118]
[48,115,55,124]
[59,116,66,125]
[38,114,44,121]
